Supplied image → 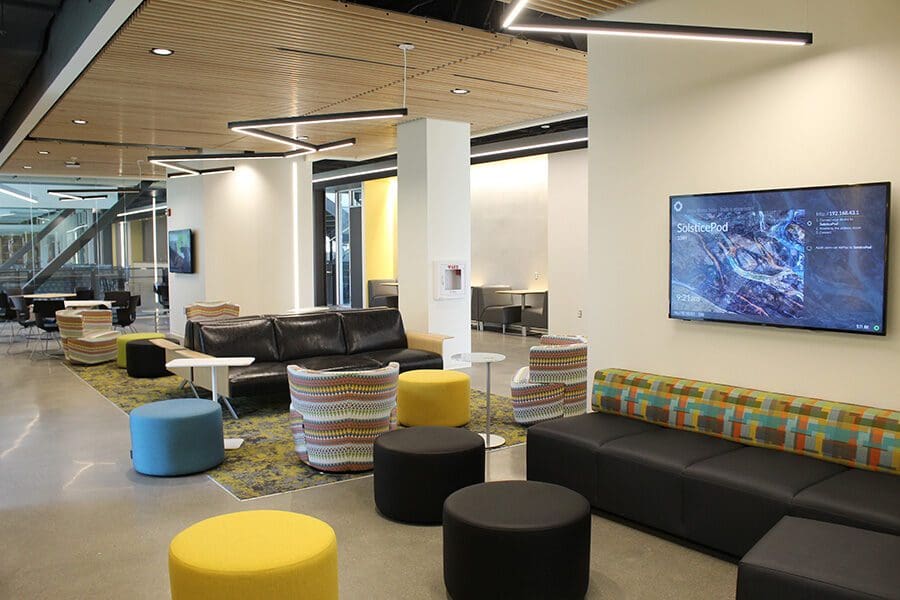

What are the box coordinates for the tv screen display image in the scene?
[168,229,194,274]
[669,182,890,335]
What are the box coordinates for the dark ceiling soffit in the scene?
[312,135,587,189]
[0,0,119,155]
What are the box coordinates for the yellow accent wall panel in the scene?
[363,177,398,306]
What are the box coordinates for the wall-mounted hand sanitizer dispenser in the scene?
[434,260,467,300]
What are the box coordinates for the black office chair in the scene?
[31,299,65,356]
[116,295,139,332]
[75,287,95,300]
[7,295,35,354]
[0,292,18,342]
[154,282,170,309]
[104,290,131,308]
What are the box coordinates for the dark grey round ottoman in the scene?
[126,338,171,378]
[443,481,591,600]
[374,426,484,524]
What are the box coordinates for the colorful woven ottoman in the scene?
[397,369,470,427]
[443,481,591,600]
[129,398,223,476]
[374,426,484,524]
[116,332,164,368]
[169,510,338,600]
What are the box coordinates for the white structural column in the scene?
[397,118,472,369]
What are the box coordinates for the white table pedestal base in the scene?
[479,433,506,449]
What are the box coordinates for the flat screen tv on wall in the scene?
[669,182,890,335]
[168,229,194,274]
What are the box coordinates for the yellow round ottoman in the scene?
[398,369,471,427]
[117,332,164,368]
[169,510,338,600]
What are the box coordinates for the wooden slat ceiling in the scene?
[498,0,635,19]
[1,0,597,179]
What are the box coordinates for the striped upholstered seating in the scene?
[184,301,240,321]
[56,309,119,365]
[593,368,900,474]
[510,366,564,425]
[288,362,399,473]
[529,335,588,417]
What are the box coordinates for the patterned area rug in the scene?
[67,362,527,500]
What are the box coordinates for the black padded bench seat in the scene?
[737,516,900,600]
[527,411,900,558]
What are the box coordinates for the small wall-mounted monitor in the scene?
[168,229,194,274]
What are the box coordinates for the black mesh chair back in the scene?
[33,300,65,332]
[75,287,95,300]
[0,292,16,321]
[116,295,139,329]
[154,283,170,308]
[104,290,131,308]
[10,295,32,326]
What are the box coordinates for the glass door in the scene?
[323,185,363,308]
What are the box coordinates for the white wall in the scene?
[471,155,548,289]
[588,0,900,409]
[167,174,205,336]
[548,149,588,335]
[166,157,314,337]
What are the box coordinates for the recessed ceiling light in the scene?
[450,88,470,95]
[72,119,88,125]
[23,165,32,169]
[150,47,174,56]
[38,150,50,155]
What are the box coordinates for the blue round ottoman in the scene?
[130,398,224,476]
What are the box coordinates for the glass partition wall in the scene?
[0,181,169,329]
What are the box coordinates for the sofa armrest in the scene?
[407,331,453,355]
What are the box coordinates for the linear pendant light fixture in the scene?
[0,186,39,204]
[501,1,812,46]
[48,187,142,201]
[226,107,401,155]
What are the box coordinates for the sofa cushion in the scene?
[526,412,660,506]
[228,362,288,397]
[683,446,847,556]
[288,355,383,372]
[737,517,900,600]
[198,318,279,362]
[340,309,407,354]
[790,469,900,536]
[273,313,346,361]
[359,348,442,372]
[593,368,900,474]
[596,428,742,537]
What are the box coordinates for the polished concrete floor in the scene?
[0,327,737,599]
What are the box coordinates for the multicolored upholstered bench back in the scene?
[593,368,899,475]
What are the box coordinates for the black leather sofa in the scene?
[180,308,444,399]
[527,408,900,559]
